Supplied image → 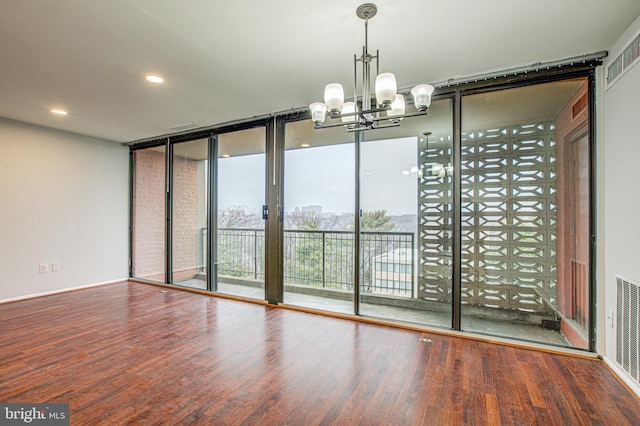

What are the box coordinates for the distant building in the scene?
[372,247,415,297]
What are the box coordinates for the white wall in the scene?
[602,14,640,393]
[0,117,129,300]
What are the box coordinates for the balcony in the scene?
[176,227,567,346]
[216,227,414,295]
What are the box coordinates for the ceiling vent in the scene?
[607,32,640,88]
[616,274,640,384]
[168,122,200,132]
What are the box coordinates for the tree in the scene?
[218,205,259,228]
[217,205,261,278]
[351,210,396,292]
[284,210,323,285]
[286,209,322,230]
[361,209,395,231]
[351,209,395,231]
[285,209,346,231]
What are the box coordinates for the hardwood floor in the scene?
[0,281,638,425]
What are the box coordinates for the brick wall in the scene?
[132,149,166,280]
[172,155,199,281]
[554,79,590,348]
[132,148,201,282]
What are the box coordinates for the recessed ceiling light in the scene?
[301,143,310,148]
[145,75,164,84]
[221,154,230,158]
[51,109,68,115]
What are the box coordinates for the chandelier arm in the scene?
[353,54,358,112]
[328,104,391,120]
[375,48,380,121]
[362,45,369,111]
[370,110,429,123]
[315,122,406,133]
[313,121,355,130]
[345,122,401,133]
[369,122,402,130]
[346,126,376,133]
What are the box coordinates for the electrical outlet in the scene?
[51,263,60,272]
[39,263,49,274]
[607,309,614,328]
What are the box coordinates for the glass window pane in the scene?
[132,145,166,282]
[216,127,266,300]
[460,78,591,349]
[359,99,453,328]
[172,138,208,289]
[283,119,355,314]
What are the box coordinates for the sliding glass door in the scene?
[215,127,266,299]
[171,138,209,289]
[132,145,166,282]
[130,71,594,351]
[282,119,355,313]
[460,78,591,349]
[358,99,453,327]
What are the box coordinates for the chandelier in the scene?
[309,3,435,132]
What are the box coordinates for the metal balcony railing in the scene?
[206,228,415,297]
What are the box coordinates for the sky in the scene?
[217,136,420,216]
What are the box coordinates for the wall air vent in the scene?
[607,32,640,88]
[616,275,640,384]
[623,34,640,68]
[608,55,624,84]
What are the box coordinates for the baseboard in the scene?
[0,278,127,304]
[603,355,640,400]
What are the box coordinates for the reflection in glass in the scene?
[460,78,591,349]
[172,138,208,289]
[283,120,355,314]
[132,145,166,282]
[216,127,266,300]
[359,99,453,328]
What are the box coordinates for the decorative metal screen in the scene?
[418,122,557,314]
[418,135,453,302]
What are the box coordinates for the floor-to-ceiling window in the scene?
[132,145,166,282]
[358,99,453,328]
[460,78,592,349]
[282,119,355,313]
[129,68,595,351]
[171,138,209,289]
[215,127,266,299]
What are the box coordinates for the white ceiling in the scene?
[1,0,639,143]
